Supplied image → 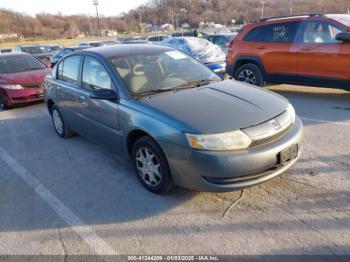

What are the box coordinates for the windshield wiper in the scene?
[174,79,220,89]
[137,88,174,97]
[136,79,221,97]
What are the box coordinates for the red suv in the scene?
[226,14,350,90]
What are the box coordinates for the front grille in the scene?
[250,123,292,147]
[21,83,42,88]
[242,110,293,148]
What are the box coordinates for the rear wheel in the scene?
[51,105,74,138]
[131,136,173,194]
[234,63,264,87]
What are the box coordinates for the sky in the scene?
[0,0,148,16]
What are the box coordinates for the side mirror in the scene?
[335,32,350,42]
[89,89,119,100]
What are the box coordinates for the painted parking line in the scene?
[0,146,117,256]
[300,116,350,127]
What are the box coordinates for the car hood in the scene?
[140,80,289,133]
[0,69,51,86]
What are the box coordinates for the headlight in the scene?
[0,85,24,90]
[186,130,252,151]
[286,104,296,124]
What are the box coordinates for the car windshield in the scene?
[21,46,45,54]
[0,55,46,74]
[110,50,221,96]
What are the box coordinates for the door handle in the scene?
[257,46,266,50]
[301,47,312,51]
[79,95,87,105]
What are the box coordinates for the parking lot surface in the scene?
[0,85,349,255]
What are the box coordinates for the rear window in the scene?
[244,22,299,43]
[0,55,46,74]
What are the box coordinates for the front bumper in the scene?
[2,88,44,107]
[159,117,303,192]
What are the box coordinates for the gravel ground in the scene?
[0,85,349,256]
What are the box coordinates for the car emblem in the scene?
[271,120,281,130]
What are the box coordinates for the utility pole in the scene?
[261,0,266,19]
[93,0,102,37]
[139,9,143,33]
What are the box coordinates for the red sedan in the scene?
[0,53,51,109]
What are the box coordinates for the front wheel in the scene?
[131,136,173,194]
[0,96,9,110]
[234,63,264,87]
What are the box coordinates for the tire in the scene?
[131,136,173,194]
[51,105,74,138]
[234,63,264,87]
[0,96,9,110]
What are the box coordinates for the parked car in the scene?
[102,40,121,45]
[172,30,208,38]
[207,33,238,54]
[214,27,232,35]
[161,37,226,76]
[45,45,302,193]
[226,13,350,90]
[50,46,88,67]
[42,44,64,53]
[12,45,52,67]
[77,40,120,48]
[0,48,12,54]
[121,39,152,44]
[77,41,105,48]
[145,34,170,44]
[0,53,50,109]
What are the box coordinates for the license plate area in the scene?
[278,144,298,166]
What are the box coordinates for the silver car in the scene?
[45,45,303,194]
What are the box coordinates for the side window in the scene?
[245,22,299,43]
[244,27,263,42]
[262,22,299,42]
[301,21,344,44]
[57,55,81,85]
[82,57,112,90]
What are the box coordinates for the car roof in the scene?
[75,44,174,59]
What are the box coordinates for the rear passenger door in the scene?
[244,21,299,76]
[295,20,349,80]
[56,55,84,132]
